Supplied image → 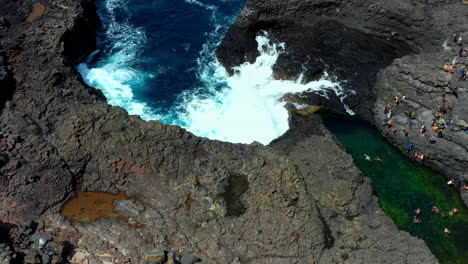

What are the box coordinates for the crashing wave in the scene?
[78,0,355,145]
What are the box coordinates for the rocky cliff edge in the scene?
[0,0,438,263]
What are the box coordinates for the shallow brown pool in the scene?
[61,191,128,224]
[26,2,46,23]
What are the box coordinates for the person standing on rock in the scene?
[419,153,425,164]
[460,68,467,80]
[419,126,426,137]
[437,130,444,138]
[460,46,468,57]
[404,128,409,136]
[408,142,414,152]
[456,33,463,46]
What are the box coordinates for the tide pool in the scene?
[323,115,468,264]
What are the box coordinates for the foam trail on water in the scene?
[185,0,217,10]
[174,35,353,145]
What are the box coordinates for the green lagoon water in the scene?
[323,115,468,264]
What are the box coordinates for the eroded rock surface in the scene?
[0,0,440,263]
[218,0,468,205]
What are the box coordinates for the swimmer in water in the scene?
[364,154,372,161]
[376,157,383,162]
[449,208,458,216]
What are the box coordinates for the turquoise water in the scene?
[323,115,468,264]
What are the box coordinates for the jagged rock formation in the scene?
[0,0,444,263]
[217,0,468,205]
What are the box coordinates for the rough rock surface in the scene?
[0,0,441,263]
[217,0,468,205]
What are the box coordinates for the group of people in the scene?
[443,61,468,80]
[413,206,459,234]
[382,95,432,163]
[455,32,468,57]
[430,96,453,139]
[364,154,382,162]
[444,33,468,80]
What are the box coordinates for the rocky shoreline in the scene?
[0,0,463,263]
[217,0,468,206]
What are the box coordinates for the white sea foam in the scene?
[77,0,157,120]
[78,0,355,145]
[174,34,352,145]
[185,0,217,10]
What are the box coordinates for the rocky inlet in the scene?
[0,0,467,263]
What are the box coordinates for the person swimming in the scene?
[449,208,458,216]
[376,157,383,162]
[364,154,372,161]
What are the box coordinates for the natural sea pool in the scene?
[323,115,468,264]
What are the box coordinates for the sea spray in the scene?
[173,34,352,144]
[77,0,355,145]
[77,0,157,120]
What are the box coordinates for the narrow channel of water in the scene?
[322,115,468,264]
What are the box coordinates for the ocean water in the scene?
[77,0,353,145]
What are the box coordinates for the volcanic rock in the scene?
[0,0,443,263]
[218,0,468,205]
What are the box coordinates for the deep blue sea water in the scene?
[78,0,351,144]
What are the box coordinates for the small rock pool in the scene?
[322,115,468,264]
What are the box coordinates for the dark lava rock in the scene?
[0,51,14,111]
[218,0,468,206]
[0,0,442,263]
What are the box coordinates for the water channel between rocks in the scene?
[322,114,468,264]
